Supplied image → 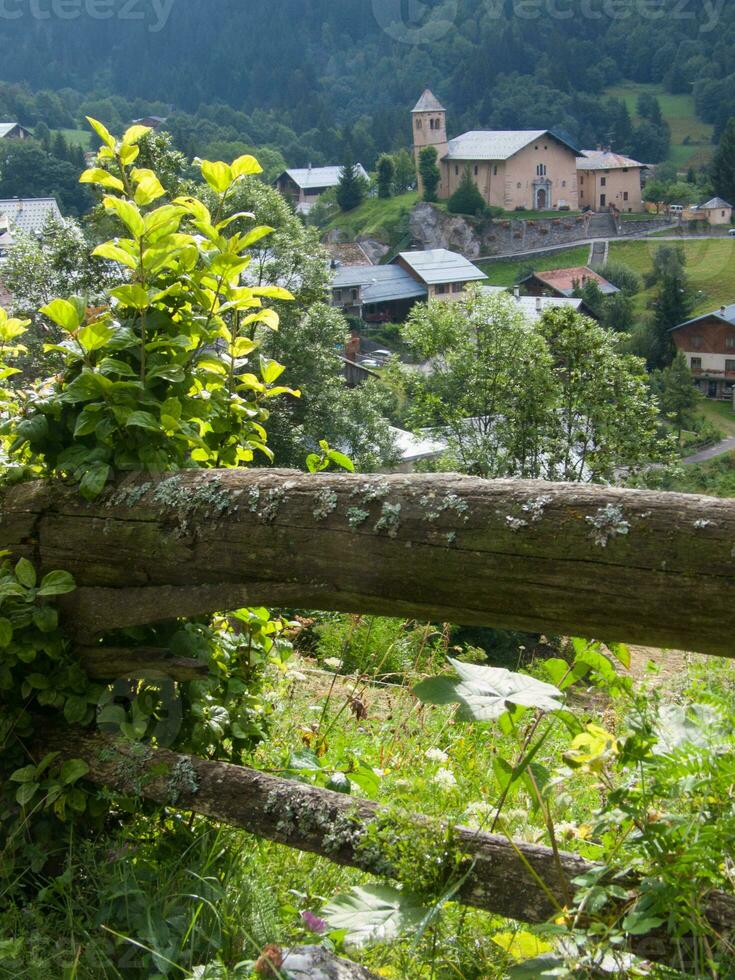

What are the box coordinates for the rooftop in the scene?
[445,129,580,162]
[671,303,735,332]
[0,122,29,138]
[520,266,619,297]
[577,149,644,170]
[333,264,427,304]
[0,197,62,237]
[412,89,446,113]
[695,197,733,210]
[481,287,585,320]
[281,164,368,191]
[397,248,487,286]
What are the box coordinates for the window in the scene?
[580,176,584,185]
[455,165,459,175]
[727,360,735,373]
[600,194,606,207]
[517,182,522,189]
[416,119,422,129]
[690,357,702,370]
[493,165,498,175]
[623,167,629,173]
[623,191,629,201]
[600,177,607,187]
[536,164,547,177]
[691,336,703,349]
[562,180,566,187]
[452,282,464,293]
[351,288,358,303]
[726,336,735,349]
[334,289,341,301]
[435,284,447,295]
[474,165,478,176]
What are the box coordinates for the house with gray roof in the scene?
[411,89,581,212]
[331,248,486,321]
[0,122,33,141]
[671,303,735,400]
[275,164,368,214]
[0,197,63,259]
[687,197,733,226]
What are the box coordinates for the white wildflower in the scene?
[425,747,449,763]
[432,767,457,789]
[463,801,493,828]
[323,657,343,671]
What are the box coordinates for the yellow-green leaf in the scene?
[231,154,263,178]
[79,168,124,192]
[123,124,152,145]
[40,299,81,333]
[200,159,232,194]
[92,241,138,271]
[103,196,145,238]
[86,116,115,149]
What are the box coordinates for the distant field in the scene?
[478,245,591,287]
[607,238,735,315]
[605,81,714,170]
[59,128,92,150]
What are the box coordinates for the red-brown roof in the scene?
[529,266,618,296]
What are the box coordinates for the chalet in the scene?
[671,304,735,400]
[576,150,645,213]
[482,286,594,321]
[275,164,369,214]
[518,266,619,299]
[331,248,487,321]
[0,197,63,259]
[411,89,580,211]
[132,115,168,130]
[0,122,32,141]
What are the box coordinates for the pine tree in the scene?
[447,166,486,216]
[419,146,440,203]
[711,117,735,205]
[649,270,694,370]
[336,160,366,212]
[656,351,700,440]
[376,154,395,199]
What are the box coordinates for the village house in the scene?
[683,197,733,226]
[0,197,63,260]
[331,248,487,322]
[671,304,735,400]
[0,122,33,141]
[411,89,580,211]
[576,149,645,213]
[275,164,369,214]
[518,266,619,299]
[482,285,596,321]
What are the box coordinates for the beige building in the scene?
[576,150,645,212]
[683,198,733,226]
[275,164,368,214]
[412,89,580,211]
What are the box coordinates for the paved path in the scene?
[682,438,735,465]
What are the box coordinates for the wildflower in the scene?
[425,747,449,763]
[301,910,327,934]
[432,767,457,789]
[323,657,343,671]
[463,801,493,828]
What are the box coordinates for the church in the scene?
[412,89,581,212]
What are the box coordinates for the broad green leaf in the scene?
[414,659,563,722]
[125,411,160,431]
[38,570,76,597]
[608,642,631,669]
[240,225,274,248]
[78,320,114,353]
[327,449,355,472]
[110,284,150,311]
[32,605,58,633]
[0,618,13,647]
[16,782,39,806]
[200,160,232,194]
[79,168,125,192]
[326,772,351,794]
[231,154,263,178]
[259,357,285,384]
[10,765,38,783]
[323,885,427,946]
[133,172,166,207]
[60,759,90,786]
[252,285,294,301]
[79,463,111,500]
[507,955,565,978]
[103,196,145,238]
[491,930,553,962]
[123,124,152,145]
[92,241,138,270]
[15,557,36,589]
[86,116,115,149]
[40,299,81,333]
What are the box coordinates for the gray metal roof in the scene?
[397,249,487,286]
[282,164,368,191]
[333,264,427,304]
[671,303,735,331]
[0,197,62,236]
[412,90,445,113]
[445,129,579,161]
[0,122,30,139]
[697,197,733,210]
[576,150,644,170]
[481,287,584,320]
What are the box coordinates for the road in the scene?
[682,438,735,465]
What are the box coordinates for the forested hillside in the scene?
[1,0,733,168]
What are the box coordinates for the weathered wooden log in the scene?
[3,470,734,656]
[79,647,208,681]
[36,727,735,967]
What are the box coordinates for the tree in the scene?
[637,93,663,125]
[0,141,92,215]
[447,166,486,216]
[711,116,735,205]
[419,146,440,203]
[646,248,694,370]
[376,153,395,199]
[652,351,700,440]
[393,149,416,194]
[336,160,367,212]
[400,291,670,482]
[599,262,641,297]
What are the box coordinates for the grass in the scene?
[698,399,735,438]
[58,128,92,150]
[477,245,591,287]
[322,192,419,249]
[607,238,735,315]
[605,81,715,169]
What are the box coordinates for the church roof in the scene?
[577,150,644,170]
[412,89,445,113]
[445,129,580,161]
[696,197,732,210]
